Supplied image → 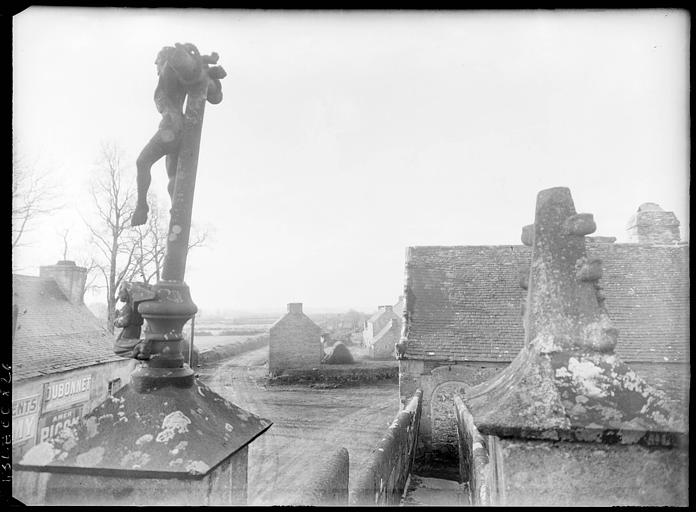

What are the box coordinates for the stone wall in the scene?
[350,389,422,506]
[14,446,248,506]
[197,334,269,366]
[268,303,322,375]
[493,438,688,506]
[398,359,508,456]
[268,363,398,386]
[290,447,349,506]
[454,393,689,506]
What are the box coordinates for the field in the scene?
[192,321,272,352]
[192,334,264,352]
[197,347,400,505]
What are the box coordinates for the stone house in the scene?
[268,303,322,375]
[362,296,405,358]
[397,205,689,456]
[12,261,134,462]
[369,318,402,360]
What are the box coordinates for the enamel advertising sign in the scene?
[42,374,92,413]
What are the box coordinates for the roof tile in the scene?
[12,275,123,381]
[403,243,689,363]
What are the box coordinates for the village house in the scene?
[397,204,689,456]
[268,303,322,375]
[11,261,134,462]
[362,296,405,359]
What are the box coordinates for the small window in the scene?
[108,378,122,396]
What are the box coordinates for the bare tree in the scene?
[61,228,70,261]
[128,192,208,284]
[12,146,60,250]
[83,143,137,333]
[77,256,101,305]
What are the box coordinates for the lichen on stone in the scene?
[20,442,59,466]
[135,434,154,446]
[185,459,210,475]
[85,416,99,439]
[120,450,151,468]
[169,440,188,455]
[75,446,106,467]
[156,410,191,443]
[566,357,606,398]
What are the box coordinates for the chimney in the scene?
[287,302,303,314]
[626,203,681,244]
[39,260,88,305]
[378,305,393,312]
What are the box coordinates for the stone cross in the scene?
[130,43,226,392]
[465,186,684,444]
[12,45,273,507]
[520,187,617,354]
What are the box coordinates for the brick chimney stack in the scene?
[39,260,88,305]
[626,203,681,244]
[287,302,303,314]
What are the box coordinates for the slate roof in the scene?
[403,242,689,364]
[367,308,389,324]
[12,274,122,381]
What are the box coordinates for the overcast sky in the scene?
[12,8,690,314]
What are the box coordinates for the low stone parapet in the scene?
[453,395,491,506]
[350,389,422,506]
[268,361,398,386]
[197,334,269,365]
[289,448,349,506]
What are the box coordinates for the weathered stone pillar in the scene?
[462,187,687,506]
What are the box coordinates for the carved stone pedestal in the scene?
[14,380,271,505]
[458,187,688,507]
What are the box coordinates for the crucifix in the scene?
[124,43,226,392]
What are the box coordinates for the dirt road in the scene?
[198,347,400,505]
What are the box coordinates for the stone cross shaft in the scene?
[133,44,226,392]
[161,78,207,282]
[521,187,617,353]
